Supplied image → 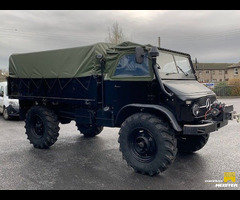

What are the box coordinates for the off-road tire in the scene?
[118,113,177,176]
[25,106,60,149]
[76,123,103,137]
[176,134,209,153]
[3,107,9,120]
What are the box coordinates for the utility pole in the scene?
[195,58,198,70]
[158,37,160,48]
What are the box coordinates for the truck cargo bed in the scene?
[8,76,101,108]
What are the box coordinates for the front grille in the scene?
[196,95,216,118]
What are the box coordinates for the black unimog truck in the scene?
[7,41,235,176]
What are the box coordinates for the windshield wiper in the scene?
[176,65,188,76]
[165,66,189,76]
[165,72,177,75]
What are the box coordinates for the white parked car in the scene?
[0,81,19,120]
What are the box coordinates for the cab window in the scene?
[0,86,3,97]
[113,54,150,77]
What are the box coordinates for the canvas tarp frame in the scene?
[9,41,153,81]
[9,42,115,79]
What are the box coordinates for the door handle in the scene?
[114,85,121,88]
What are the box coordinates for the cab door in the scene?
[104,53,153,116]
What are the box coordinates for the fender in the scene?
[115,103,182,132]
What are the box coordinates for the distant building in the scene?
[0,70,4,81]
[227,62,240,80]
[0,69,8,82]
[194,62,240,83]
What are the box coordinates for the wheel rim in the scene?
[129,128,157,163]
[31,114,45,138]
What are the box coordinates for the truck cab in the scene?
[0,81,19,120]
[104,45,233,134]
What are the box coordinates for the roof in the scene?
[193,63,233,70]
[9,41,153,80]
[8,40,196,80]
[228,62,240,69]
[9,42,115,79]
[9,41,150,79]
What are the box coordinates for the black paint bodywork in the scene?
[8,76,161,127]
[8,74,220,131]
[7,48,233,136]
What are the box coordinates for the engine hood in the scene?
[163,80,216,101]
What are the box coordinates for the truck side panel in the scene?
[8,76,101,107]
[104,80,155,116]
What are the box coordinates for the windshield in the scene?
[156,50,195,79]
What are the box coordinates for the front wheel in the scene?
[25,106,60,149]
[118,113,177,176]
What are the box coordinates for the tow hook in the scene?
[232,111,240,123]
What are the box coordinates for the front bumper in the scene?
[7,105,19,117]
[183,104,234,135]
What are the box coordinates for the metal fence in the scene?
[212,85,234,96]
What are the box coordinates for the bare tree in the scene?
[106,22,127,44]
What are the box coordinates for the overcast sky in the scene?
[1,10,240,70]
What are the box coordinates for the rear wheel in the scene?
[118,113,177,176]
[3,107,9,120]
[25,106,60,149]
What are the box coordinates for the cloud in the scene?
[0,10,240,69]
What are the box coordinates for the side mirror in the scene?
[96,54,103,60]
[96,54,105,68]
[0,90,3,97]
[135,47,145,64]
[149,46,159,58]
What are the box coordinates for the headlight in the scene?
[192,104,200,116]
[9,101,18,107]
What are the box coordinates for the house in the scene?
[194,63,231,83]
[0,69,8,82]
[0,70,3,81]
[227,62,240,79]
[193,62,240,83]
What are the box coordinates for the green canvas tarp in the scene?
[104,41,152,80]
[9,41,151,79]
[9,42,115,79]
